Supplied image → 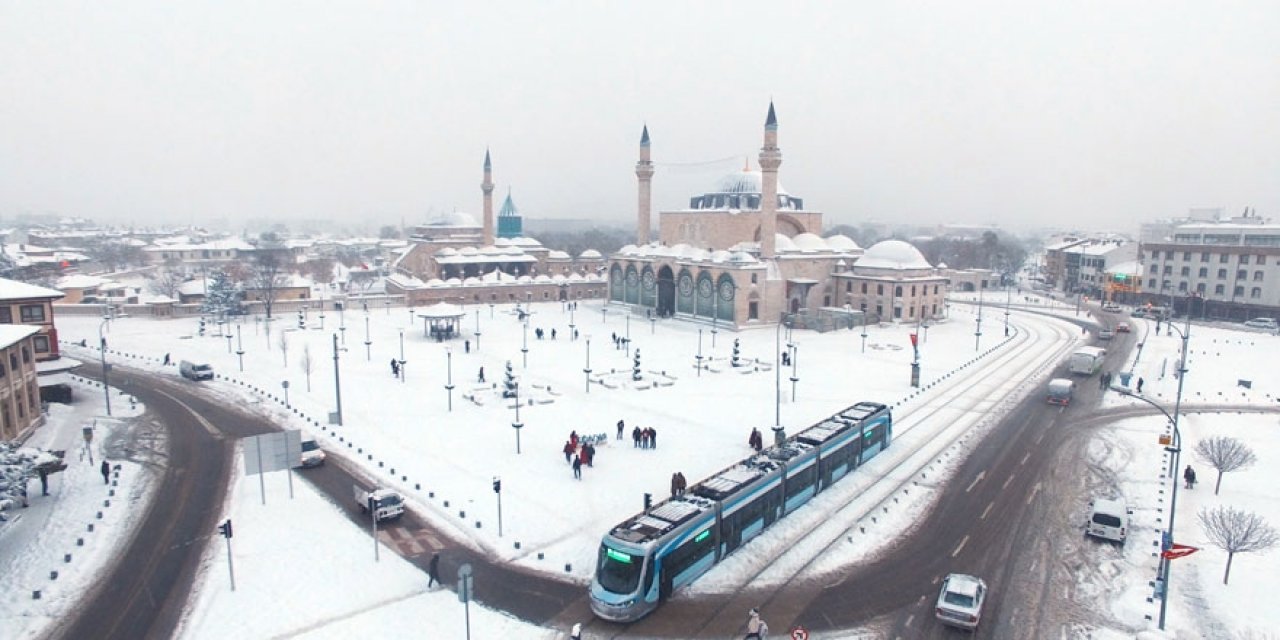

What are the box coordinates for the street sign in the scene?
[82,426,94,444]
[457,563,474,603]
[791,627,809,640]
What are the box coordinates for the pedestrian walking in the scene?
[390,358,399,376]
[617,419,625,440]
[569,622,582,640]
[632,426,642,448]
[671,472,680,497]
[1137,377,1145,393]
[100,460,110,484]
[572,454,582,480]
[1184,465,1196,489]
[478,366,486,383]
[649,427,657,449]
[744,608,768,640]
[38,468,49,496]
[677,472,687,496]
[427,552,441,588]
[563,440,575,464]
[574,329,579,340]
[464,340,471,353]
[583,443,594,467]
[551,328,557,340]
[162,353,171,366]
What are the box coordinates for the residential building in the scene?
[0,278,66,361]
[0,324,44,440]
[1140,221,1280,321]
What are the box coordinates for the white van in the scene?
[180,360,214,381]
[1085,498,1130,544]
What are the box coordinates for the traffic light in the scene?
[198,318,206,336]
[492,477,501,493]
[218,519,233,539]
[643,492,652,510]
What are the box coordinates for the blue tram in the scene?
[589,401,892,622]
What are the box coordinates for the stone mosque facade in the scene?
[607,103,948,329]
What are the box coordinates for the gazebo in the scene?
[417,302,466,341]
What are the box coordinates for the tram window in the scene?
[665,529,714,579]
[597,545,644,593]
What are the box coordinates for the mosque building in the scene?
[607,103,947,329]
[387,150,607,306]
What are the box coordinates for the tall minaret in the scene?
[481,148,495,246]
[636,125,654,245]
[758,102,781,258]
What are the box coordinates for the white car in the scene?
[935,573,987,630]
[1243,318,1278,330]
[300,439,326,468]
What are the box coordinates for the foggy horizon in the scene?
[2,2,1277,235]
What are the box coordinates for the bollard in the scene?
[565,563,572,572]
[537,552,544,560]
[476,522,482,529]
[96,511,103,519]
[77,538,84,546]
[443,500,449,507]
[50,570,58,580]
[459,510,466,518]
[32,590,40,600]
[87,523,94,532]
[65,553,72,563]
[514,542,521,549]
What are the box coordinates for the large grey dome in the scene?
[689,169,803,211]
[856,240,933,271]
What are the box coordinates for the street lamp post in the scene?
[226,331,233,354]
[474,309,482,351]
[98,317,113,417]
[861,314,868,353]
[331,333,344,426]
[569,305,576,340]
[236,325,245,372]
[364,316,371,361]
[975,286,985,351]
[695,328,703,377]
[512,382,523,454]
[625,314,631,346]
[282,380,290,407]
[788,342,799,401]
[521,321,529,368]
[583,336,592,393]
[398,330,406,383]
[1004,286,1012,337]
[1158,311,1192,630]
[339,303,346,345]
[774,320,782,427]
[445,347,454,412]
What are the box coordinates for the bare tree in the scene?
[1199,505,1278,584]
[149,268,186,300]
[305,258,336,285]
[251,252,287,319]
[299,343,315,392]
[1195,436,1258,495]
[278,331,289,367]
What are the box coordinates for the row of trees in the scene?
[1191,435,1275,585]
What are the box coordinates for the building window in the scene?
[21,347,29,363]
[1218,269,1228,279]
[1148,278,1157,288]
[32,335,49,353]
[845,282,852,293]
[1251,287,1263,299]
[1234,286,1245,296]
[932,304,938,315]
[0,307,10,323]
[893,307,902,319]
[1240,255,1250,265]
[933,285,939,294]
[1215,284,1225,295]
[895,286,903,297]
[1258,255,1266,265]
[1220,254,1230,263]
[1196,283,1206,293]
[1162,266,1172,275]
[7,354,15,371]
[19,305,45,323]
[1180,267,1190,276]
[910,285,917,296]
[1201,252,1210,262]
[875,304,883,317]
[1255,271,1264,281]
[1198,268,1208,278]
[877,284,883,295]
[1149,264,1158,274]
[751,274,757,284]
[1183,252,1192,261]
[1179,281,1188,291]
[861,283,868,294]
[0,361,6,378]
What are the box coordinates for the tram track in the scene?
[595,309,1083,638]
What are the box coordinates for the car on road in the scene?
[1244,317,1278,330]
[1115,322,1131,333]
[935,573,987,630]
[1130,308,1148,318]
[1098,328,1114,340]
[1102,302,1122,312]
[1086,498,1130,544]
[300,438,326,468]
[179,360,214,381]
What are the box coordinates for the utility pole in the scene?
[332,333,344,426]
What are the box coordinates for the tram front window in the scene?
[596,545,642,594]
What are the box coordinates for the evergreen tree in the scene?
[731,338,741,367]
[502,361,518,398]
[200,270,244,319]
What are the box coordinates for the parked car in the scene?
[1098,328,1114,340]
[935,573,987,630]
[1243,318,1279,330]
[1130,308,1148,318]
[1115,322,1131,333]
[1085,498,1131,544]
[300,438,326,468]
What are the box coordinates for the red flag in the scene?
[1161,543,1200,560]
[909,333,918,348]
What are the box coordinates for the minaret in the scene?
[481,148,495,246]
[758,102,781,258]
[636,125,654,245]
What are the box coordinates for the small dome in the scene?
[619,244,639,255]
[445,277,462,286]
[459,246,478,256]
[547,250,570,260]
[730,251,757,264]
[824,234,860,251]
[774,234,798,252]
[551,274,566,283]
[710,250,732,263]
[792,233,826,251]
[479,245,503,255]
[567,273,585,282]
[857,240,933,271]
[534,274,551,283]
[579,249,602,259]
[436,247,458,257]
[426,278,445,287]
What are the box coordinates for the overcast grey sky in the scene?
[2,1,1277,234]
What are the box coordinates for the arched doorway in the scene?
[657,265,676,317]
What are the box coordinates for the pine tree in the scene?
[200,270,244,320]
[632,348,642,381]
[502,360,518,398]
[731,338,741,367]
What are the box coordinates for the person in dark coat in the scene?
[478,366,485,383]
[1137,377,1145,393]
[162,353,171,366]
[464,340,470,353]
[563,440,575,463]
[427,552,441,588]
[572,454,582,480]
[649,427,657,449]
[1184,465,1196,489]
[676,472,687,496]
[632,426,642,448]
[100,460,110,484]
[38,468,49,496]
[584,443,594,467]
[671,473,680,497]
[617,419,625,440]
[551,328,557,340]
[390,358,399,376]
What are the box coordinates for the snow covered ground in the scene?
[5,296,1274,638]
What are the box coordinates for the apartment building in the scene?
[1140,223,1280,321]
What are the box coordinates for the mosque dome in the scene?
[579,249,602,259]
[547,250,571,260]
[791,232,827,252]
[774,233,798,252]
[857,240,933,270]
[689,168,803,211]
[824,234,860,251]
[427,211,480,228]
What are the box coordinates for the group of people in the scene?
[389,358,401,377]
[669,471,688,497]
[1098,371,1113,390]
[1184,464,1198,489]
[533,327,556,340]
[748,427,764,453]
[611,332,630,350]
[562,431,596,480]
[632,425,658,449]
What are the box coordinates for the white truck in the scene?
[353,485,405,522]
[1069,347,1106,375]
[1047,378,1074,405]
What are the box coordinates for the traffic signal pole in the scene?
[219,519,235,591]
